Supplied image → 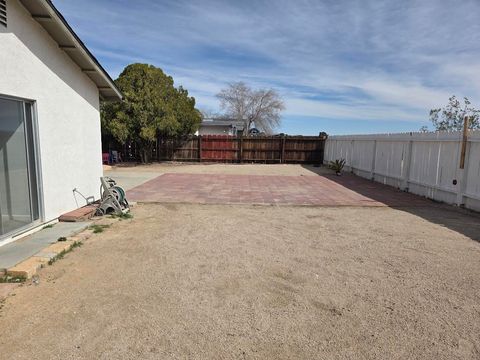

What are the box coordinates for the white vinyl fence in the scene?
[324,130,480,211]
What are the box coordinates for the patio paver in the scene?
[127,173,431,207]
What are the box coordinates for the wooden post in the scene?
[456,116,470,205]
[280,136,286,163]
[459,116,469,169]
[198,135,202,162]
[239,135,243,163]
[319,137,326,165]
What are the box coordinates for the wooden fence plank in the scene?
[156,135,326,163]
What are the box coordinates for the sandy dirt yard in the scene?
[0,202,479,359]
[108,162,330,176]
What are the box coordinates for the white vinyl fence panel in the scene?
[324,131,480,211]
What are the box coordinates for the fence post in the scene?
[460,116,470,169]
[402,138,413,190]
[370,139,377,180]
[457,117,471,205]
[280,136,286,163]
[456,140,471,206]
[319,136,326,164]
[239,136,243,163]
[350,139,355,172]
[198,135,202,162]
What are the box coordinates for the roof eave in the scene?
[19,0,123,101]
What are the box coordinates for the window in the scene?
[0,0,6,27]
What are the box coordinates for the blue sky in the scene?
[55,0,480,135]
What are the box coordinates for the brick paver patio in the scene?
[127,173,431,207]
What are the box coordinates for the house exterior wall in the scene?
[198,126,231,135]
[198,125,234,136]
[0,0,102,221]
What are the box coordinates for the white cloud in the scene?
[55,0,480,128]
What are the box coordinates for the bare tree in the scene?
[216,82,285,135]
[199,108,221,120]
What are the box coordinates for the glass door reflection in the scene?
[0,97,39,237]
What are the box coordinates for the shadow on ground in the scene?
[302,165,480,243]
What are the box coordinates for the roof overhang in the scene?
[19,0,123,101]
[202,118,245,128]
[202,122,244,128]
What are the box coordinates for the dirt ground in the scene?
[109,162,330,176]
[1,201,479,359]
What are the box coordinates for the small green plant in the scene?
[57,236,67,242]
[0,275,26,283]
[42,224,55,229]
[328,158,346,175]
[89,224,110,234]
[109,212,133,220]
[48,241,83,265]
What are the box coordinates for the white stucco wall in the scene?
[0,0,103,221]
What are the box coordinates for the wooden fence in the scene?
[157,135,326,163]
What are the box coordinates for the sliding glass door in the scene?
[0,97,39,238]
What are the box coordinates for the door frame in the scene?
[0,93,44,246]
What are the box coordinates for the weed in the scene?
[89,224,110,234]
[328,158,346,174]
[0,275,26,283]
[109,212,133,220]
[48,241,83,265]
[43,224,55,229]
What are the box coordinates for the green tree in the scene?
[429,96,479,131]
[102,63,202,163]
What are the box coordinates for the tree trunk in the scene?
[138,143,150,164]
[243,120,252,136]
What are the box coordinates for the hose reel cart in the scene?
[95,177,130,216]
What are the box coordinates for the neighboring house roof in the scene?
[201,118,245,129]
[19,0,123,101]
